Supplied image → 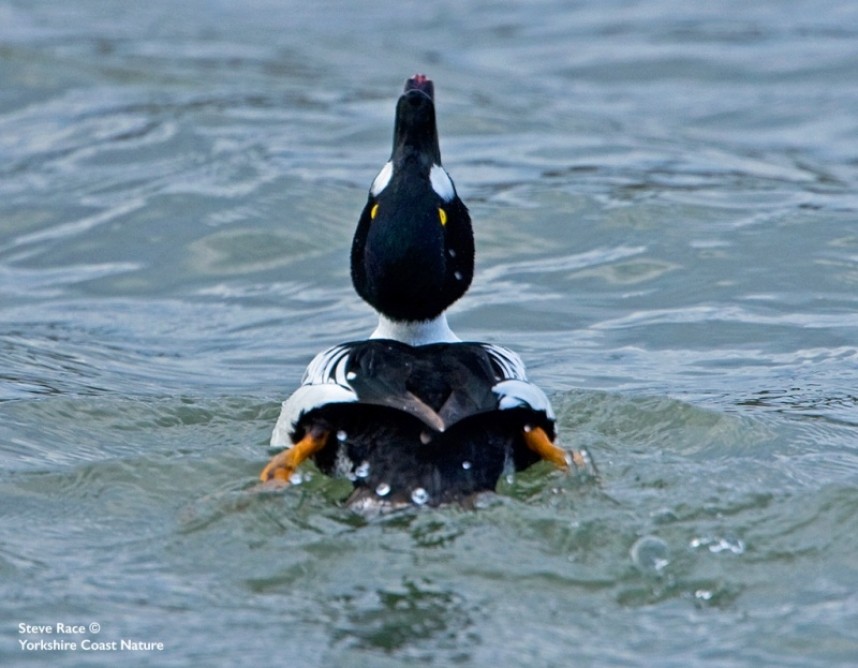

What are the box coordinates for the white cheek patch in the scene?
[430,164,456,202]
[370,161,394,196]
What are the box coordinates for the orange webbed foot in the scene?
[522,425,592,474]
[259,425,329,486]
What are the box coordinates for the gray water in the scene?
[2,1,857,666]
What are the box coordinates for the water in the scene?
[2,0,857,665]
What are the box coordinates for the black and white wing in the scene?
[482,343,556,420]
[270,345,358,446]
[271,341,556,447]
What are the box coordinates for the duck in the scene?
[260,74,592,507]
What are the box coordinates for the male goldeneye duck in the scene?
[260,75,592,507]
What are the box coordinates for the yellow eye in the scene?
[438,207,447,226]
[370,203,379,220]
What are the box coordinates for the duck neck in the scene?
[370,313,460,346]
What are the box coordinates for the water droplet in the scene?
[461,460,472,470]
[714,534,744,554]
[375,482,391,497]
[419,431,432,444]
[289,471,304,485]
[523,424,533,432]
[690,533,745,555]
[453,271,463,281]
[651,508,679,525]
[448,248,456,258]
[694,589,714,601]
[630,535,670,574]
[505,472,515,485]
[410,487,429,505]
[355,461,371,478]
[336,430,348,442]
[346,371,357,381]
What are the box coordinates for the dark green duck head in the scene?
[351,75,474,324]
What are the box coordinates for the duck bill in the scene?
[404,73,435,100]
[393,74,442,165]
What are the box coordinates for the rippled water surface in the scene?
[2,1,858,666]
